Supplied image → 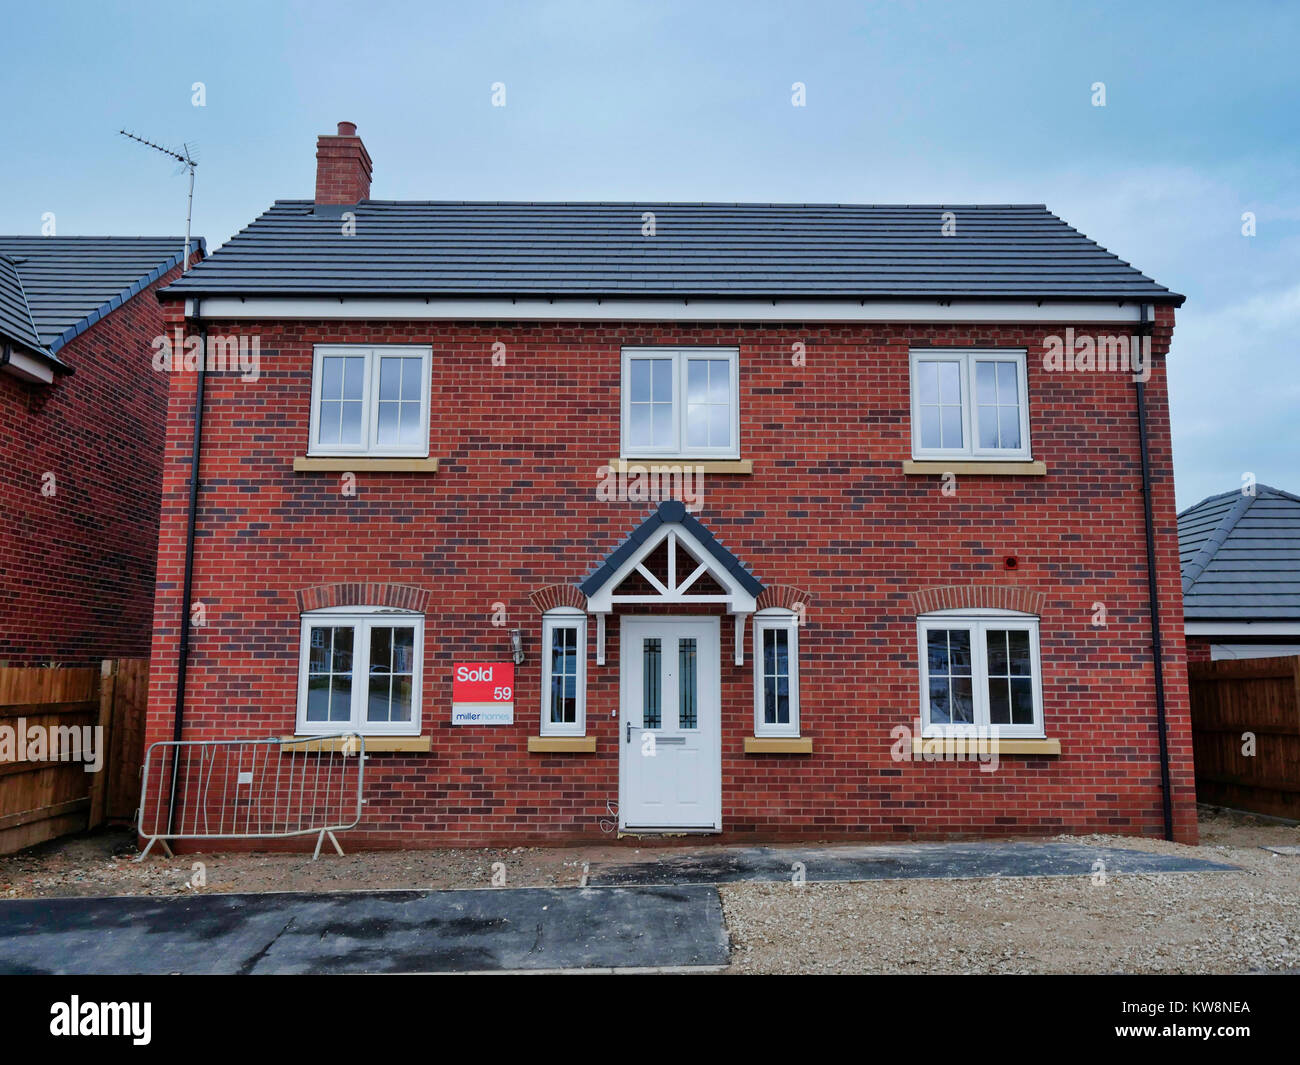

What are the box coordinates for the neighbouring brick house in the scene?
[0,236,205,666]
[143,121,1196,848]
[1179,485,1300,662]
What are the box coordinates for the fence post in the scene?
[88,659,117,828]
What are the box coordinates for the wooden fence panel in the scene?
[0,659,150,854]
[1188,655,1300,819]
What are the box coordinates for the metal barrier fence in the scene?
[136,734,365,860]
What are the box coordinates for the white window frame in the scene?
[908,348,1031,461]
[753,608,800,738]
[916,609,1044,739]
[620,346,740,459]
[308,344,432,458]
[295,606,424,736]
[540,608,587,737]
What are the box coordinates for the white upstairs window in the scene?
[909,349,1031,460]
[309,345,432,457]
[621,347,740,459]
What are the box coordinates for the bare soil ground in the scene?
[1,807,1295,974]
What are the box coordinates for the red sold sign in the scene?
[452,663,514,703]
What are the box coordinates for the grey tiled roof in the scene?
[164,201,1183,303]
[1178,486,1300,621]
[0,236,204,363]
[0,255,46,357]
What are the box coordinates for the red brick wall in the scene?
[0,260,197,666]
[144,304,1198,846]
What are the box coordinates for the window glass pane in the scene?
[938,362,961,405]
[321,357,344,399]
[630,359,652,402]
[329,675,352,721]
[331,627,354,673]
[998,406,1021,449]
[985,627,1035,727]
[629,403,651,447]
[342,357,365,400]
[379,358,401,401]
[340,400,363,445]
[367,675,391,722]
[709,360,730,403]
[317,402,340,445]
[978,406,999,449]
[975,360,996,405]
[926,628,972,726]
[399,358,423,401]
[651,403,674,447]
[996,361,1018,397]
[306,676,331,721]
[686,410,709,449]
[679,638,697,729]
[920,405,941,450]
[366,625,415,723]
[651,359,672,400]
[941,405,963,449]
[642,638,661,728]
[687,360,708,404]
[376,400,399,446]
[763,627,790,725]
[391,677,413,722]
[917,362,938,405]
[549,624,577,725]
[708,403,730,448]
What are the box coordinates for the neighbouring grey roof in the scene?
[0,236,205,364]
[579,500,764,599]
[0,254,46,356]
[1179,485,1300,621]
[164,201,1183,303]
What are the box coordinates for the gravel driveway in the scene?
[722,809,1300,973]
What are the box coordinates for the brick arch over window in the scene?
[756,584,814,613]
[910,585,1046,616]
[529,584,588,613]
[296,582,432,613]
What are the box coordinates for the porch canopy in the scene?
[579,500,764,665]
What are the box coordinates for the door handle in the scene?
[626,721,632,743]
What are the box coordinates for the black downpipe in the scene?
[1135,305,1175,841]
[167,313,207,835]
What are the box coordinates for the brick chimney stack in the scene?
[314,121,372,205]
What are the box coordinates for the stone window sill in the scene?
[528,736,598,753]
[911,737,1061,756]
[293,457,440,473]
[610,458,753,474]
[902,460,1046,476]
[744,736,814,754]
[279,735,432,753]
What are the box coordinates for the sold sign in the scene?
[451,662,514,725]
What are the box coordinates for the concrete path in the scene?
[0,885,729,975]
[586,841,1239,886]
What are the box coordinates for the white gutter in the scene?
[187,296,1158,324]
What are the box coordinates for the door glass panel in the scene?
[679,638,697,729]
[642,637,662,728]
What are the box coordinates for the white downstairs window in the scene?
[540,608,587,736]
[621,347,740,459]
[753,609,800,737]
[916,610,1044,738]
[308,345,432,457]
[296,607,423,735]
[909,348,1031,460]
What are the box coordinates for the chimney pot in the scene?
[337,121,357,136]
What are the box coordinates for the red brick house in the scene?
[144,122,1196,847]
[0,236,205,665]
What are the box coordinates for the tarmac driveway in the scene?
[0,885,730,974]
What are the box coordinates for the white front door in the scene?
[619,616,722,831]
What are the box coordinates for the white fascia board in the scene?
[2,350,56,384]
[1185,622,1300,636]
[191,296,1156,325]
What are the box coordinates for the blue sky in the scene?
[2,0,1296,509]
